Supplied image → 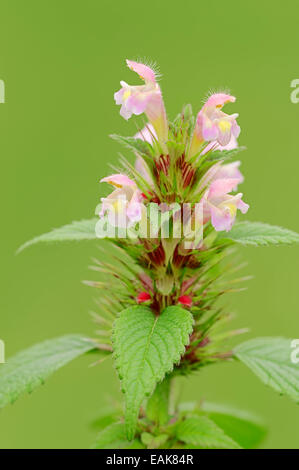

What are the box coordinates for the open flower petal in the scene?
[99,173,144,228]
[100,173,136,188]
[114,60,168,145]
[189,92,240,158]
[126,60,156,83]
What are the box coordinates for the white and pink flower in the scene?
[114,60,168,145]
[99,174,144,228]
[203,177,249,232]
[189,93,240,159]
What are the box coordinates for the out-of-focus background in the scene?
[1,0,299,449]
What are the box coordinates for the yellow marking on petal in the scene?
[123,89,131,101]
[112,199,125,213]
[107,181,123,188]
[218,120,231,132]
[225,203,237,218]
[216,99,231,108]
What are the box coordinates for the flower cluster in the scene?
[93,59,252,328]
[99,59,248,235]
[94,58,251,331]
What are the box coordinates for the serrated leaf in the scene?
[201,402,266,449]
[234,337,299,402]
[176,415,241,449]
[92,422,145,449]
[17,218,98,253]
[113,305,194,440]
[0,335,97,408]
[218,221,299,246]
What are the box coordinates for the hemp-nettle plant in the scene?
[4,59,299,449]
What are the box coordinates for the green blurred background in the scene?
[1,0,299,449]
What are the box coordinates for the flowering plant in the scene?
[4,60,299,449]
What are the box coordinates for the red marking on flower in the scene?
[137,291,151,304]
[178,295,192,308]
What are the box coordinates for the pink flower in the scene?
[99,174,144,228]
[178,295,192,308]
[114,60,168,144]
[137,291,151,304]
[212,161,244,188]
[199,155,248,231]
[101,173,136,188]
[189,93,240,158]
[203,178,249,232]
[201,160,244,192]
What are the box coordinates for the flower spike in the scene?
[19,58,299,450]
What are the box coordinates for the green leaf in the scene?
[218,221,299,246]
[92,422,145,449]
[0,334,97,408]
[17,218,98,253]
[140,432,154,446]
[110,134,154,158]
[201,403,266,449]
[113,305,194,440]
[207,146,246,163]
[146,377,170,426]
[234,337,299,402]
[141,432,169,449]
[176,415,241,449]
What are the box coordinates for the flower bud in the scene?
[178,295,192,308]
[137,292,151,304]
